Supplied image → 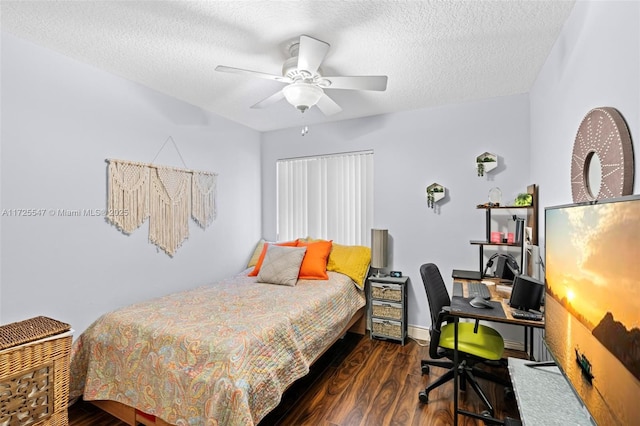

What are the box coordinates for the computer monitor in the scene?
[509,274,543,311]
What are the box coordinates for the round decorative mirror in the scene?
[571,107,634,203]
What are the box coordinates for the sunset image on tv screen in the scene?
[545,199,640,425]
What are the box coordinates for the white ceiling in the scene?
[1,1,575,132]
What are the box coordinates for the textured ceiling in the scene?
[1,1,575,132]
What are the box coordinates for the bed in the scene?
[69,241,368,426]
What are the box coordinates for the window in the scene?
[277,151,373,245]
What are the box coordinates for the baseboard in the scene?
[408,325,430,342]
[503,339,525,352]
[407,325,525,352]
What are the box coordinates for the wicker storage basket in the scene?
[371,300,402,321]
[0,316,72,426]
[371,318,403,340]
[370,282,402,302]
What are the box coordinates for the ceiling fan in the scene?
[215,35,388,116]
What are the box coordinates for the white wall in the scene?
[261,95,532,333]
[529,0,639,361]
[0,33,262,335]
[530,0,640,216]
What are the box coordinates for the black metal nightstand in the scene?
[368,275,408,345]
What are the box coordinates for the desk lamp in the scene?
[371,229,388,277]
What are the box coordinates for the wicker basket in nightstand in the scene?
[0,316,72,426]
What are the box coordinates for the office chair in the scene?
[418,263,512,416]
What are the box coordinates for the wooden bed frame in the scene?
[87,306,366,426]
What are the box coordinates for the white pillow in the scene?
[257,245,307,286]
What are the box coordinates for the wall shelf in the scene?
[476,152,498,176]
[470,240,522,247]
[426,183,445,208]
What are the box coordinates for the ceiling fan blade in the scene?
[316,93,342,116]
[321,75,388,91]
[297,35,330,75]
[250,90,285,109]
[215,65,290,83]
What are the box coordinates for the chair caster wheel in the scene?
[418,390,429,403]
[421,364,430,375]
[504,386,515,401]
[481,410,499,425]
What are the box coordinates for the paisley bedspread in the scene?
[69,271,365,425]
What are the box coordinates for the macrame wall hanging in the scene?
[106,137,217,256]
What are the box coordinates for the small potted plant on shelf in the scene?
[426,183,445,209]
[476,152,498,177]
[514,193,533,206]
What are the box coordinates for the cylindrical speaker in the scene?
[515,218,525,243]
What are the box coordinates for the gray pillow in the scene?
[257,245,307,286]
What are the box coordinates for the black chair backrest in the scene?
[420,263,451,326]
[420,263,452,359]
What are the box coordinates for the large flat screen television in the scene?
[545,195,640,425]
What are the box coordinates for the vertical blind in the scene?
[277,151,373,245]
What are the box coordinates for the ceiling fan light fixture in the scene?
[283,82,323,112]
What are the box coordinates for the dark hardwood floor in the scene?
[69,332,522,425]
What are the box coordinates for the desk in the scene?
[450,280,544,425]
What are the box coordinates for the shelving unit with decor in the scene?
[470,184,538,276]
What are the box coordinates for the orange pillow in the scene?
[296,240,333,280]
[248,240,299,276]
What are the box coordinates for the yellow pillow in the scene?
[247,239,266,268]
[326,243,371,289]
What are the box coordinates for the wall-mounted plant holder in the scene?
[426,183,445,209]
[476,152,498,177]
